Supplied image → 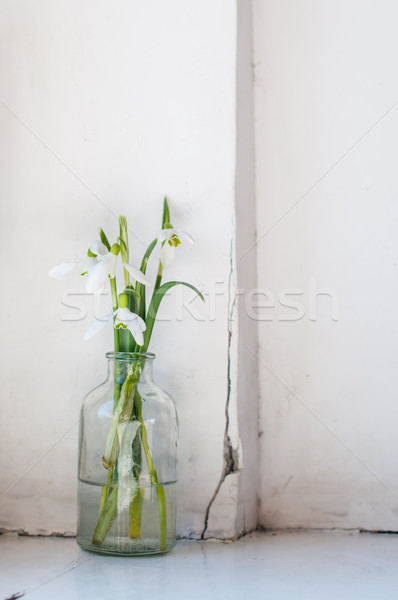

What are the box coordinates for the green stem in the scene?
[99,467,113,513]
[93,372,142,547]
[92,486,118,546]
[110,277,119,352]
[141,421,167,550]
[136,394,167,551]
[136,237,158,321]
[119,214,130,287]
[98,277,120,511]
[129,487,144,538]
[113,379,121,413]
[123,268,130,288]
[95,359,166,550]
[156,486,167,550]
[102,365,139,469]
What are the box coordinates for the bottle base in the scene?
[76,536,176,557]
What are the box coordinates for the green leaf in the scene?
[162,197,170,228]
[99,228,111,251]
[140,238,158,275]
[143,281,204,351]
[136,238,158,320]
[119,216,129,263]
[119,238,129,262]
[137,286,146,322]
[125,285,139,310]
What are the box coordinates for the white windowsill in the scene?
[2,530,398,599]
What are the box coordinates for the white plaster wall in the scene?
[254,0,398,529]
[0,0,254,538]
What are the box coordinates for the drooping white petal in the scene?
[123,263,150,286]
[135,314,146,332]
[89,240,108,257]
[160,243,175,269]
[48,262,78,279]
[107,253,118,278]
[114,307,146,346]
[85,257,110,293]
[81,256,98,276]
[114,306,131,325]
[83,314,112,341]
[85,252,118,293]
[127,317,145,346]
[158,228,176,243]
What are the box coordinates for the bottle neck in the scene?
[106,352,154,384]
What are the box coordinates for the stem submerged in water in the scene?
[129,487,144,538]
[99,467,114,514]
[102,365,139,469]
[136,393,167,551]
[92,361,167,551]
[92,486,118,546]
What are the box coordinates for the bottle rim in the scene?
[106,351,155,361]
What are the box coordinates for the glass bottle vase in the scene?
[76,352,178,556]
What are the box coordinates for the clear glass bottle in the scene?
[77,352,178,556]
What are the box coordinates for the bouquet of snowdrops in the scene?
[49,199,203,550]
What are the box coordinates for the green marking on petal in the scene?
[170,236,181,248]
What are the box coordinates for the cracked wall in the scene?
[201,0,259,540]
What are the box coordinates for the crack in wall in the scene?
[201,235,239,540]
[0,528,75,537]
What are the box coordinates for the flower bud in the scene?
[118,293,128,308]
